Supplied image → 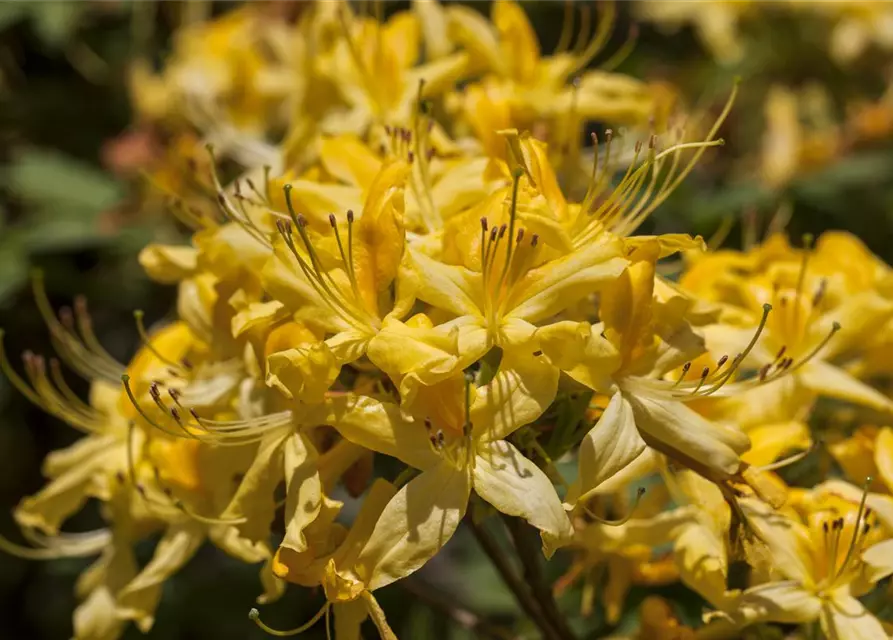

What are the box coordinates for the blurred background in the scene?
[3,1,893,638]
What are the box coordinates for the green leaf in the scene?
[6,148,123,252]
[27,2,84,48]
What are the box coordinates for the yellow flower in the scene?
[558,489,691,624]
[708,481,893,640]
[540,243,753,505]
[332,364,572,560]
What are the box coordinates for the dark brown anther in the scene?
[480,217,488,232]
[181,358,192,370]
[775,345,787,361]
[812,279,827,307]
[189,408,201,421]
[424,417,432,430]
[234,181,242,197]
[759,363,771,381]
[329,213,337,228]
[649,134,658,149]
[296,214,308,228]
[171,407,181,423]
[530,234,539,247]
[681,362,691,376]
[865,508,873,519]
[498,224,507,239]
[426,148,436,162]
[115,471,126,484]
[532,350,543,357]
[489,228,498,243]
[700,367,709,379]
[168,388,180,402]
[347,210,354,223]
[246,178,257,192]
[407,151,415,164]
[863,522,872,535]
[823,521,829,533]
[516,228,525,244]
[717,355,729,368]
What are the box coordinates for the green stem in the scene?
[501,515,577,640]
[466,512,563,640]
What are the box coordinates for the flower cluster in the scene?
[4,2,893,639]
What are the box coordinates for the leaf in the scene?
[6,148,123,252]
[0,4,27,32]
[27,2,84,48]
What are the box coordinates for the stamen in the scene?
[835,477,872,580]
[754,442,816,472]
[584,487,646,526]
[249,603,330,637]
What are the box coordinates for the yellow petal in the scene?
[266,342,340,404]
[15,435,120,535]
[538,321,621,391]
[674,523,731,610]
[222,430,291,544]
[628,394,750,477]
[333,599,367,640]
[326,395,441,471]
[445,5,502,75]
[281,432,323,553]
[798,360,893,413]
[281,180,363,228]
[352,160,410,314]
[730,582,821,627]
[876,427,893,494]
[742,421,812,467]
[117,525,205,632]
[356,461,471,590]
[366,316,464,402]
[138,244,197,284]
[860,539,893,585]
[821,594,887,640]
[505,238,627,323]
[472,350,558,442]
[566,392,649,506]
[412,0,452,60]
[410,247,485,318]
[319,135,383,191]
[473,439,573,557]
[491,0,539,83]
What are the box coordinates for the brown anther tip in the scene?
[181,358,193,370]
[171,407,181,422]
[759,363,771,381]
[136,484,147,495]
[776,346,787,360]
[636,487,646,496]
[516,229,525,243]
[530,234,539,247]
[823,521,829,532]
[168,388,180,399]
[700,367,709,378]
[407,151,415,163]
[681,362,691,372]
[498,224,507,238]
[347,210,354,223]
[328,213,337,228]
[189,408,200,420]
[832,321,841,332]
[480,217,488,231]
[717,355,728,367]
[245,178,256,191]
[532,350,543,357]
[115,471,125,484]
[424,417,432,429]
[489,228,498,242]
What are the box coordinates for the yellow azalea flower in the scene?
[829,426,893,495]
[393,171,627,391]
[331,364,572,559]
[707,481,893,640]
[540,243,756,504]
[557,490,691,624]
[447,0,653,148]
[285,130,497,238]
[262,159,440,402]
[309,1,469,138]
[699,245,893,422]
[260,479,412,639]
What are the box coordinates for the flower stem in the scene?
[465,513,564,640]
[501,515,577,640]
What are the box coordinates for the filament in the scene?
[249,602,330,637]
[583,487,646,527]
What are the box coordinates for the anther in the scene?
[516,229,525,244]
[329,213,337,228]
[480,217,488,232]
[498,224,507,239]
[347,210,354,223]
[717,355,728,369]
[530,234,539,247]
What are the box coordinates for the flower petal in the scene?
[356,461,471,590]
[566,392,649,506]
[821,594,888,640]
[325,395,441,471]
[473,439,573,557]
[472,350,558,442]
[799,360,893,413]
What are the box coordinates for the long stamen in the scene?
[495,169,524,295]
[835,477,872,581]
[583,487,646,527]
[754,441,817,472]
[329,213,361,299]
[249,602,330,637]
[134,311,186,374]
